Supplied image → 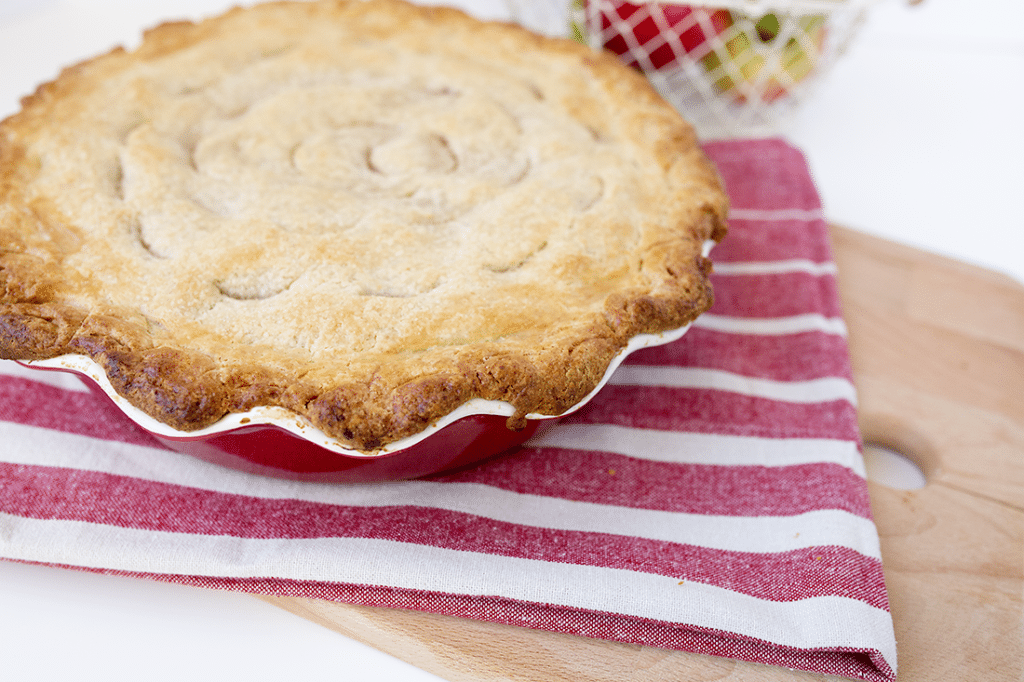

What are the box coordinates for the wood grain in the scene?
[261,225,1024,681]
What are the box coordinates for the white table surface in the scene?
[1,1,1021,680]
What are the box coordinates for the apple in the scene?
[700,12,827,103]
[572,1,730,70]
[573,2,827,104]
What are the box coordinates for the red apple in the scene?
[573,1,730,70]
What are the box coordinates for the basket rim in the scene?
[584,0,883,11]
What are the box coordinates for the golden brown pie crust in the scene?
[0,0,728,451]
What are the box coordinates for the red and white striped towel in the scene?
[0,139,896,681]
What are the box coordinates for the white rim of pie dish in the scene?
[23,240,716,459]
[23,322,692,458]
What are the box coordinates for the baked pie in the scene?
[0,0,728,452]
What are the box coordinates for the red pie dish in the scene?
[20,323,695,481]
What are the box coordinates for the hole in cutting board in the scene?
[863,442,927,490]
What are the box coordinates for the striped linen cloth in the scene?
[0,139,896,681]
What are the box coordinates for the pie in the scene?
[0,0,729,451]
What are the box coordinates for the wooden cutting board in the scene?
[260,225,1024,682]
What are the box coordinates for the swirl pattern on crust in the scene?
[0,0,728,450]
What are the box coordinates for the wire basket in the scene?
[506,0,877,139]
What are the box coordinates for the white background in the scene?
[1,0,1021,680]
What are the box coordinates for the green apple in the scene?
[700,12,827,103]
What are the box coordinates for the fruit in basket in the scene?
[572,2,731,70]
[574,2,827,103]
[702,12,828,103]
